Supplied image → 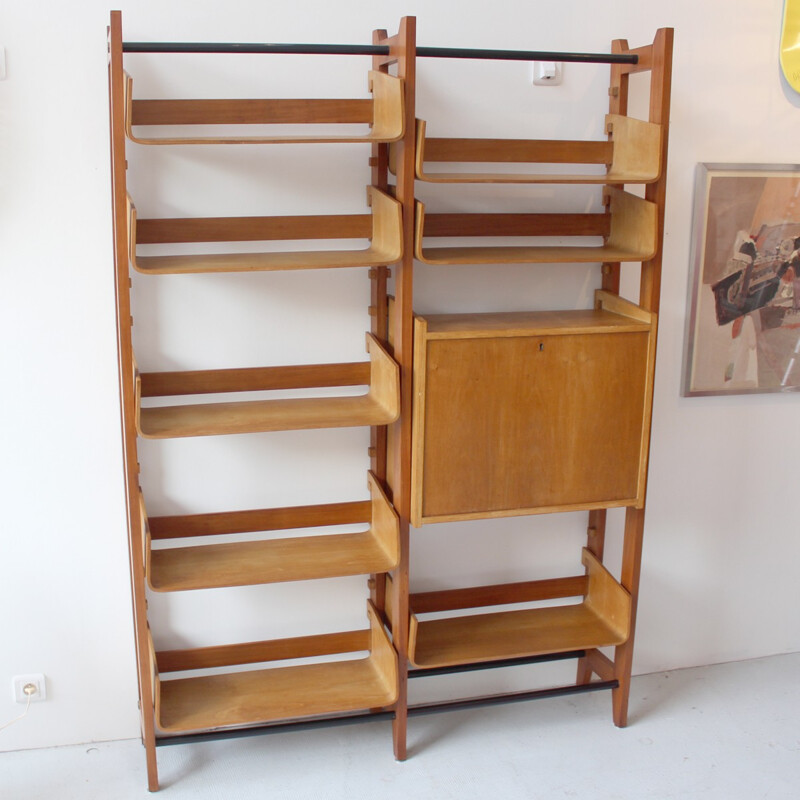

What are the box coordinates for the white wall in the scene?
[1,0,798,752]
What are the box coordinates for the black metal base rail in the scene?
[122,41,637,65]
[155,677,618,748]
[408,650,586,678]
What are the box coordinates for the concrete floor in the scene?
[1,652,798,799]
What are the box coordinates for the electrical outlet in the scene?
[532,61,562,85]
[13,674,47,703]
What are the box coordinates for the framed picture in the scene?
[683,163,800,396]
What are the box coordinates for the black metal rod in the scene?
[407,680,619,718]
[155,710,395,747]
[122,41,637,65]
[154,677,617,747]
[409,650,586,678]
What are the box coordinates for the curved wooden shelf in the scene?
[125,70,404,145]
[153,602,398,733]
[135,333,399,439]
[129,187,402,274]
[408,550,631,669]
[410,115,662,184]
[144,473,399,591]
[414,187,658,265]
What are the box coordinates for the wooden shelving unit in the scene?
[109,12,410,790]
[109,13,671,790]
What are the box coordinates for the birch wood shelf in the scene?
[408,550,631,668]
[410,115,662,184]
[144,473,399,591]
[125,70,404,145]
[153,602,398,733]
[135,334,399,439]
[129,187,402,274]
[414,188,658,266]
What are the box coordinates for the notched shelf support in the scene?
[124,70,404,145]
[134,333,400,438]
[128,186,402,274]
[142,472,399,591]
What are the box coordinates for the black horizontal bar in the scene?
[123,42,388,56]
[409,650,586,678]
[122,41,637,65]
[407,680,619,717]
[155,710,395,747]
[417,46,636,64]
[154,676,616,747]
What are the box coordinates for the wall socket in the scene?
[13,674,47,703]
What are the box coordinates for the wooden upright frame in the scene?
[110,13,671,788]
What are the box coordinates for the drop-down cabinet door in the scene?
[411,293,657,526]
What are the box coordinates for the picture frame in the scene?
[683,163,800,396]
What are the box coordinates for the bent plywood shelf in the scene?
[144,473,399,591]
[129,187,402,274]
[135,333,399,439]
[125,70,404,145]
[408,550,631,669]
[414,187,657,265]
[154,602,398,733]
[410,115,662,184]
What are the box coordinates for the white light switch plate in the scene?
[0,48,6,80]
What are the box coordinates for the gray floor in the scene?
[2,652,798,799]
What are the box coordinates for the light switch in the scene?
[0,48,6,80]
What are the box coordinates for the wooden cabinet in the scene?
[411,293,656,525]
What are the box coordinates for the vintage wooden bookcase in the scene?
[109,12,672,789]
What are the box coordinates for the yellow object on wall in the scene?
[781,0,800,93]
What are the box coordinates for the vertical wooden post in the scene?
[369,27,391,622]
[374,16,416,761]
[612,27,672,728]
[108,11,159,791]
[578,30,672,710]
[577,34,630,689]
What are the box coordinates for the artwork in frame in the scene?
[683,163,800,396]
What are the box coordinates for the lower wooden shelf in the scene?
[408,549,630,669]
[144,472,399,591]
[153,602,397,734]
[135,333,399,439]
